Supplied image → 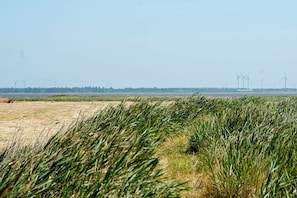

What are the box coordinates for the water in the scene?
[1,90,297,98]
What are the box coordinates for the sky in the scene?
[1,0,297,89]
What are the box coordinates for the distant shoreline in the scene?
[1,90,297,98]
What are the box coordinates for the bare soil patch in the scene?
[0,101,119,149]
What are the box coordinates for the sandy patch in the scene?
[0,101,120,149]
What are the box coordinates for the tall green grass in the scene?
[187,96,297,197]
[2,95,297,197]
[0,99,196,197]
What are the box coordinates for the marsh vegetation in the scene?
[1,96,297,197]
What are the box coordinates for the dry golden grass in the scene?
[0,98,12,103]
[0,101,120,149]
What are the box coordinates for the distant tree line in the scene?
[0,87,237,93]
[0,87,295,94]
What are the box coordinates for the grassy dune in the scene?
[1,96,297,197]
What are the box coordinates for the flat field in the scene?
[0,101,119,148]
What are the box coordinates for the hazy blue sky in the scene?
[1,0,297,88]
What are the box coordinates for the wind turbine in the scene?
[236,74,243,89]
[281,71,288,89]
[242,76,246,89]
[281,74,288,90]
[244,76,250,89]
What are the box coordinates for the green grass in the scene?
[0,100,188,197]
[1,96,297,197]
[185,96,297,197]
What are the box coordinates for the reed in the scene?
[2,95,297,197]
[187,96,297,197]
[0,100,187,197]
